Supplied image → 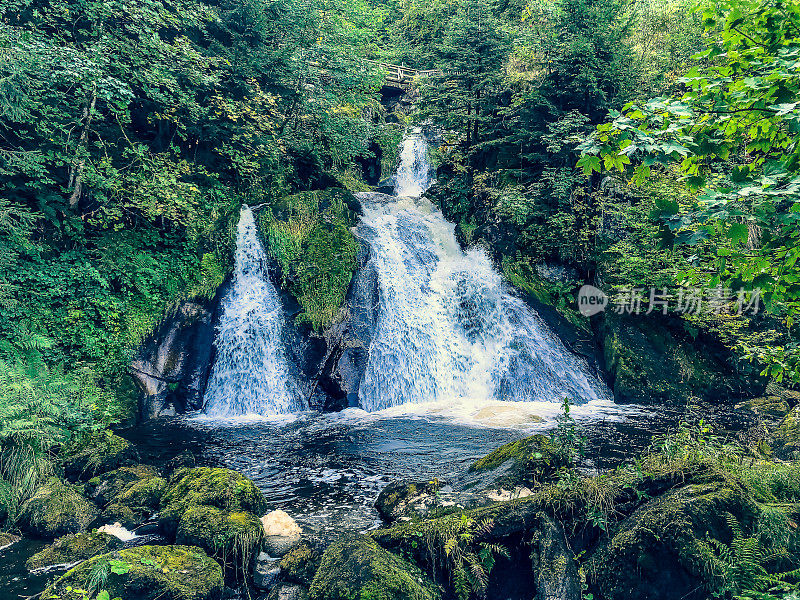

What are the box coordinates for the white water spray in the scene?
[355,133,610,412]
[203,206,305,417]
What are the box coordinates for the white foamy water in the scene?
[203,206,305,417]
[355,132,611,412]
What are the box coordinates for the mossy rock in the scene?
[601,312,760,403]
[175,505,263,570]
[375,479,442,521]
[308,535,441,600]
[259,189,359,330]
[26,530,122,570]
[86,465,160,506]
[44,544,223,600]
[19,477,98,538]
[773,405,800,459]
[62,431,139,481]
[105,475,167,527]
[469,434,567,488]
[738,395,793,420]
[588,481,759,600]
[160,467,266,536]
[280,541,322,586]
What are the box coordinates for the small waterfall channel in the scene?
[202,206,305,417]
[355,132,610,412]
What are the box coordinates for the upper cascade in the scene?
[203,206,305,418]
[394,131,433,197]
[355,132,610,412]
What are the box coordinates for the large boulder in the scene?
[529,513,580,600]
[86,465,161,506]
[18,477,98,538]
[26,530,122,570]
[588,481,759,600]
[159,467,266,536]
[308,535,441,600]
[175,505,263,571]
[600,312,762,403]
[375,479,443,522]
[469,434,567,488]
[86,465,166,527]
[131,297,221,419]
[62,431,139,481]
[44,545,223,600]
[280,541,322,587]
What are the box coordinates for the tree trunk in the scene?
[68,87,97,208]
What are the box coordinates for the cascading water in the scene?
[203,206,305,417]
[355,133,610,412]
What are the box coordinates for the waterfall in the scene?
[355,133,610,412]
[203,206,305,418]
[394,132,433,197]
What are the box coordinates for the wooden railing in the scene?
[308,60,439,90]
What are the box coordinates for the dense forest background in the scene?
[0,0,798,525]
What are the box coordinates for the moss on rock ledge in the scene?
[62,431,139,481]
[175,505,263,571]
[259,189,359,330]
[160,467,266,536]
[588,481,759,600]
[469,434,567,488]
[309,535,441,600]
[280,541,321,586]
[26,530,122,570]
[45,544,223,600]
[19,477,98,538]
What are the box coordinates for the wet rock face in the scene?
[18,478,99,539]
[131,291,225,419]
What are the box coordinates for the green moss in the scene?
[44,544,223,600]
[61,430,138,481]
[0,479,12,526]
[502,260,590,333]
[773,406,800,458]
[258,189,359,330]
[280,542,322,586]
[86,465,160,505]
[175,505,263,571]
[26,531,122,570]
[0,532,20,549]
[308,535,441,600]
[588,482,759,600]
[19,477,98,538]
[160,467,266,535]
[469,434,567,487]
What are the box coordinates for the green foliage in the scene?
[261,190,359,329]
[581,0,800,382]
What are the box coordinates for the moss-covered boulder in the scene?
[308,535,441,600]
[62,431,139,481]
[588,481,759,600]
[26,530,122,570]
[106,474,167,527]
[469,434,567,488]
[19,477,98,538]
[280,541,322,586]
[160,467,266,536]
[773,405,800,459]
[601,312,760,403]
[86,465,160,506]
[259,189,359,330]
[375,479,443,521]
[44,545,223,600]
[175,505,263,570]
